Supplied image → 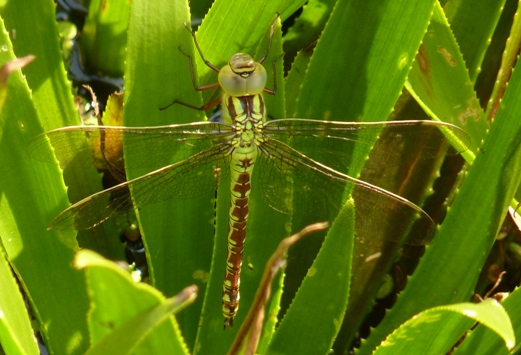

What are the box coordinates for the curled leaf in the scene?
[228,222,329,355]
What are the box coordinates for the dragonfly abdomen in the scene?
[222,94,262,327]
[223,151,257,328]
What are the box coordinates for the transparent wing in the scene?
[257,139,436,245]
[26,121,234,170]
[50,142,231,230]
[263,119,470,176]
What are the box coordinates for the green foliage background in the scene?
[0,0,521,354]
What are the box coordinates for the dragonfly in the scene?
[27,18,470,328]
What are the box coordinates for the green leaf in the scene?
[357,16,521,353]
[281,0,335,65]
[75,250,195,355]
[0,246,39,355]
[372,300,514,354]
[229,222,330,355]
[267,202,355,354]
[283,0,439,349]
[123,2,303,353]
[284,48,312,117]
[4,1,518,354]
[483,0,521,123]
[83,0,130,77]
[406,1,487,153]
[474,0,518,112]
[123,0,208,349]
[295,0,436,124]
[453,286,521,355]
[0,6,92,353]
[4,0,124,258]
[441,0,506,82]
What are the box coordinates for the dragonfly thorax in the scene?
[218,54,267,97]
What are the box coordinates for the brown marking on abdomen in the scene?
[222,169,252,328]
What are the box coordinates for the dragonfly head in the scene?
[219,53,267,97]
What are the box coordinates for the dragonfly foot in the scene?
[223,317,234,329]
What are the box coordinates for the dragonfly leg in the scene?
[258,13,280,64]
[159,95,222,112]
[159,49,222,111]
[160,22,225,111]
[257,14,284,95]
[263,53,285,95]
[177,44,221,92]
[181,21,220,73]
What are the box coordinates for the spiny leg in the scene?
[160,21,222,111]
[258,14,285,95]
[181,21,220,73]
[258,13,280,64]
[264,53,284,95]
